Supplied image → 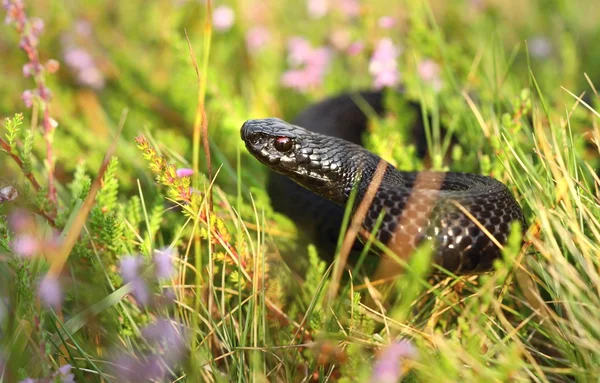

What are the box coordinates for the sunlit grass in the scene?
[1,0,600,381]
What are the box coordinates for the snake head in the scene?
[241,118,353,201]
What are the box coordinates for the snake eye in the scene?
[274,137,293,152]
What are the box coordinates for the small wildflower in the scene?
[337,0,360,17]
[369,38,401,89]
[347,40,364,56]
[153,248,175,279]
[282,37,331,92]
[120,255,150,306]
[287,37,314,66]
[212,5,234,32]
[378,16,396,29]
[142,318,186,360]
[176,168,194,178]
[120,255,144,282]
[417,58,442,91]
[46,58,60,73]
[11,234,40,257]
[21,89,35,108]
[8,209,35,231]
[38,84,52,102]
[56,364,76,383]
[111,354,166,383]
[74,19,92,37]
[64,48,94,69]
[78,66,105,89]
[370,340,417,383]
[29,17,43,36]
[307,0,328,19]
[245,26,270,52]
[529,36,552,59]
[22,62,40,77]
[38,274,63,308]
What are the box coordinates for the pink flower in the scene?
[370,340,417,383]
[347,40,364,56]
[417,58,442,91]
[377,16,396,29]
[38,274,63,308]
[282,38,331,92]
[30,17,44,36]
[287,37,314,66]
[245,26,270,52]
[22,62,41,77]
[21,89,35,108]
[307,0,328,19]
[337,0,360,17]
[212,5,234,32]
[12,234,39,257]
[64,48,94,70]
[176,168,194,178]
[369,38,401,89]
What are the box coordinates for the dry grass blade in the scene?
[326,159,388,303]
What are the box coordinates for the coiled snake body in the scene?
[241,91,525,274]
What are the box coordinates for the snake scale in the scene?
[241,91,525,274]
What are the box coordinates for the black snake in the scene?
[241,91,525,274]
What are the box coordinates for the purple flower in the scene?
[18,364,76,383]
[417,59,442,92]
[176,168,194,178]
[153,248,175,279]
[38,274,63,308]
[245,26,270,52]
[120,255,150,306]
[120,255,143,282]
[212,5,234,32]
[62,47,105,89]
[307,0,328,19]
[56,364,76,383]
[142,318,187,361]
[369,38,401,89]
[371,340,417,383]
[378,16,396,29]
[111,354,166,383]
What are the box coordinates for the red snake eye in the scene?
[274,137,293,152]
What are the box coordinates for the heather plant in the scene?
[1,0,600,382]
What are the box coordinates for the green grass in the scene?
[1,0,600,381]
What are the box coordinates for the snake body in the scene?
[241,91,525,274]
